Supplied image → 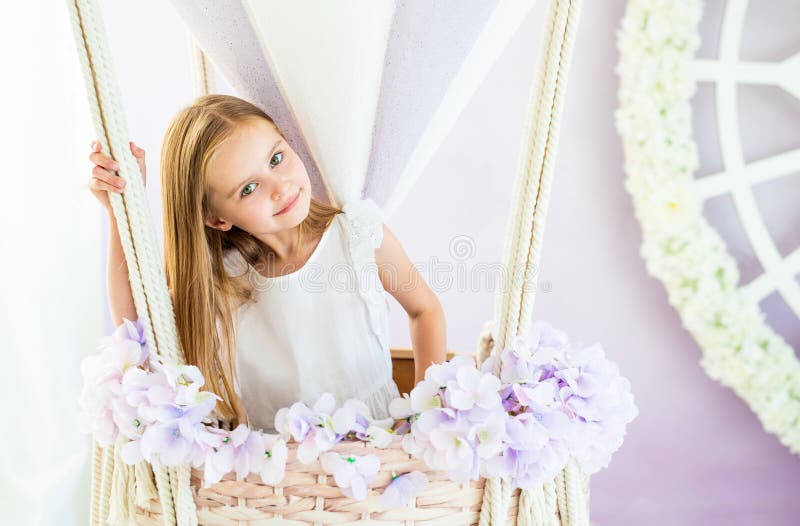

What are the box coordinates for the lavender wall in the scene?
[387,1,800,524]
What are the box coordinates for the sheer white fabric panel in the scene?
[168,0,333,204]
[168,0,536,215]
[241,0,395,208]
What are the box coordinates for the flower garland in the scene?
[77,318,427,507]
[615,0,800,454]
[392,322,638,488]
[78,317,636,506]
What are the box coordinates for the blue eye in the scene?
[240,151,283,198]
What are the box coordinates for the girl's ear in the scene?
[204,212,233,231]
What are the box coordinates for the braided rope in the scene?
[564,459,588,525]
[476,0,584,524]
[555,465,568,522]
[189,37,216,97]
[90,441,107,526]
[89,444,103,526]
[516,0,578,343]
[108,437,134,525]
[174,465,198,526]
[97,446,113,525]
[477,317,502,526]
[518,488,531,526]
[522,0,580,339]
[153,464,177,526]
[543,480,559,524]
[476,319,495,379]
[65,0,194,523]
[134,462,159,508]
[66,0,184,364]
[528,484,545,525]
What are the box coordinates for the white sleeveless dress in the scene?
[223,198,401,433]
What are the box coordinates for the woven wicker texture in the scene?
[133,439,540,525]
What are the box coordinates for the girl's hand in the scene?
[87,140,147,213]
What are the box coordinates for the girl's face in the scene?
[203,117,311,236]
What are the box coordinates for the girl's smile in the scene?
[274,188,301,216]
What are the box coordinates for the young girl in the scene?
[87,94,447,432]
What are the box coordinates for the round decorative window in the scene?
[616,0,800,453]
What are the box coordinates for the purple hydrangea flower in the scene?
[394,320,637,489]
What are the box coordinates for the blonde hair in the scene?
[160,94,342,426]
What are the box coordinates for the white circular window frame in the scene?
[616,0,800,454]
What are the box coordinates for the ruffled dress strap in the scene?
[340,197,390,354]
[341,197,385,249]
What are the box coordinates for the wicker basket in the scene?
[134,437,589,525]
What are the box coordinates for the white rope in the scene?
[476,0,585,524]
[518,488,531,526]
[107,437,134,525]
[134,461,160,509]
[65,0,184,365]
[564,459,588,525]
[181,466,199,526]
[65,0,195,524]
[516,0,580,345]
[188,35,216,97]
[90,444,103,526]
[543,480,559,525]
[98,445,113,525]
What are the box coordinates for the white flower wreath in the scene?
[615,0,800,454]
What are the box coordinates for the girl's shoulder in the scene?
[338,197,385,250]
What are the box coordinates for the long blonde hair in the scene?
[160,94,342,426]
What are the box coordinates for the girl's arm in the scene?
[376,224,447,385]
[87,140,146,327]
[106,212,138,327]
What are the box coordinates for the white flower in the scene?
[320,452,381,500]
[444,366,502,411]
[466,409,507,460]
[379,471,428,509]
[389,394,414,419]
[409,379,443,413]
[364,423,394,448]
[260,435,288,485]
[642,177,699,236]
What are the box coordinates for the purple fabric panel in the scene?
[364,0,499,207]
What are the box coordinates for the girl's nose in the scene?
[271,183,291,201]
